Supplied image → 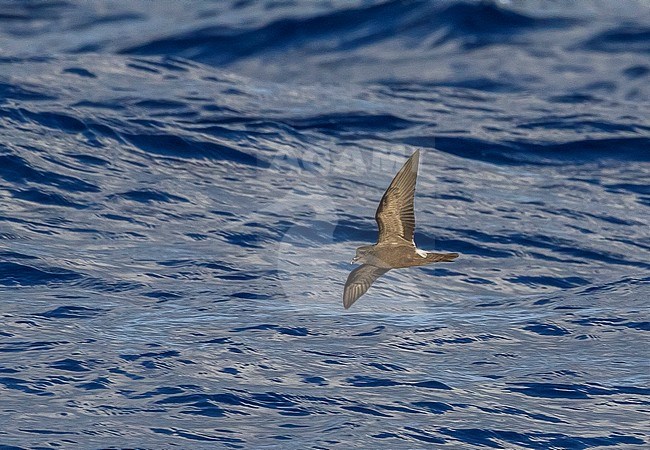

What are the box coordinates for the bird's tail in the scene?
[425,252,459,263]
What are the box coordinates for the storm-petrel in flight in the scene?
[343,150,459,309]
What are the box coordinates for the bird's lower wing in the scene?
[343,264,389,309]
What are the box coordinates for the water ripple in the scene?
[0,1,648,448]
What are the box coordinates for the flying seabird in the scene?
[343,150,459,309]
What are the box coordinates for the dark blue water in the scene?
[1,1,649,448]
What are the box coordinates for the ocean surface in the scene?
[1,1,649,448]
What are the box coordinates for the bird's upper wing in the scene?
[375,150,419,244]
[343,264,389,309]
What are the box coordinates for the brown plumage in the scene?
[343,150,459,309]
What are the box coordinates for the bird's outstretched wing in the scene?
[343,264,390,309]
[375,150,419,244]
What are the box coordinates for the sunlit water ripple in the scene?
[0,1,649,448]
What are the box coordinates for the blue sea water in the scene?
[0,0,649,448]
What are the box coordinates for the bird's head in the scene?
[351,245,374,264]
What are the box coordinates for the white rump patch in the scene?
[415,248,427,258]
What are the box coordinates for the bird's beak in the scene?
[350,256,359,264]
